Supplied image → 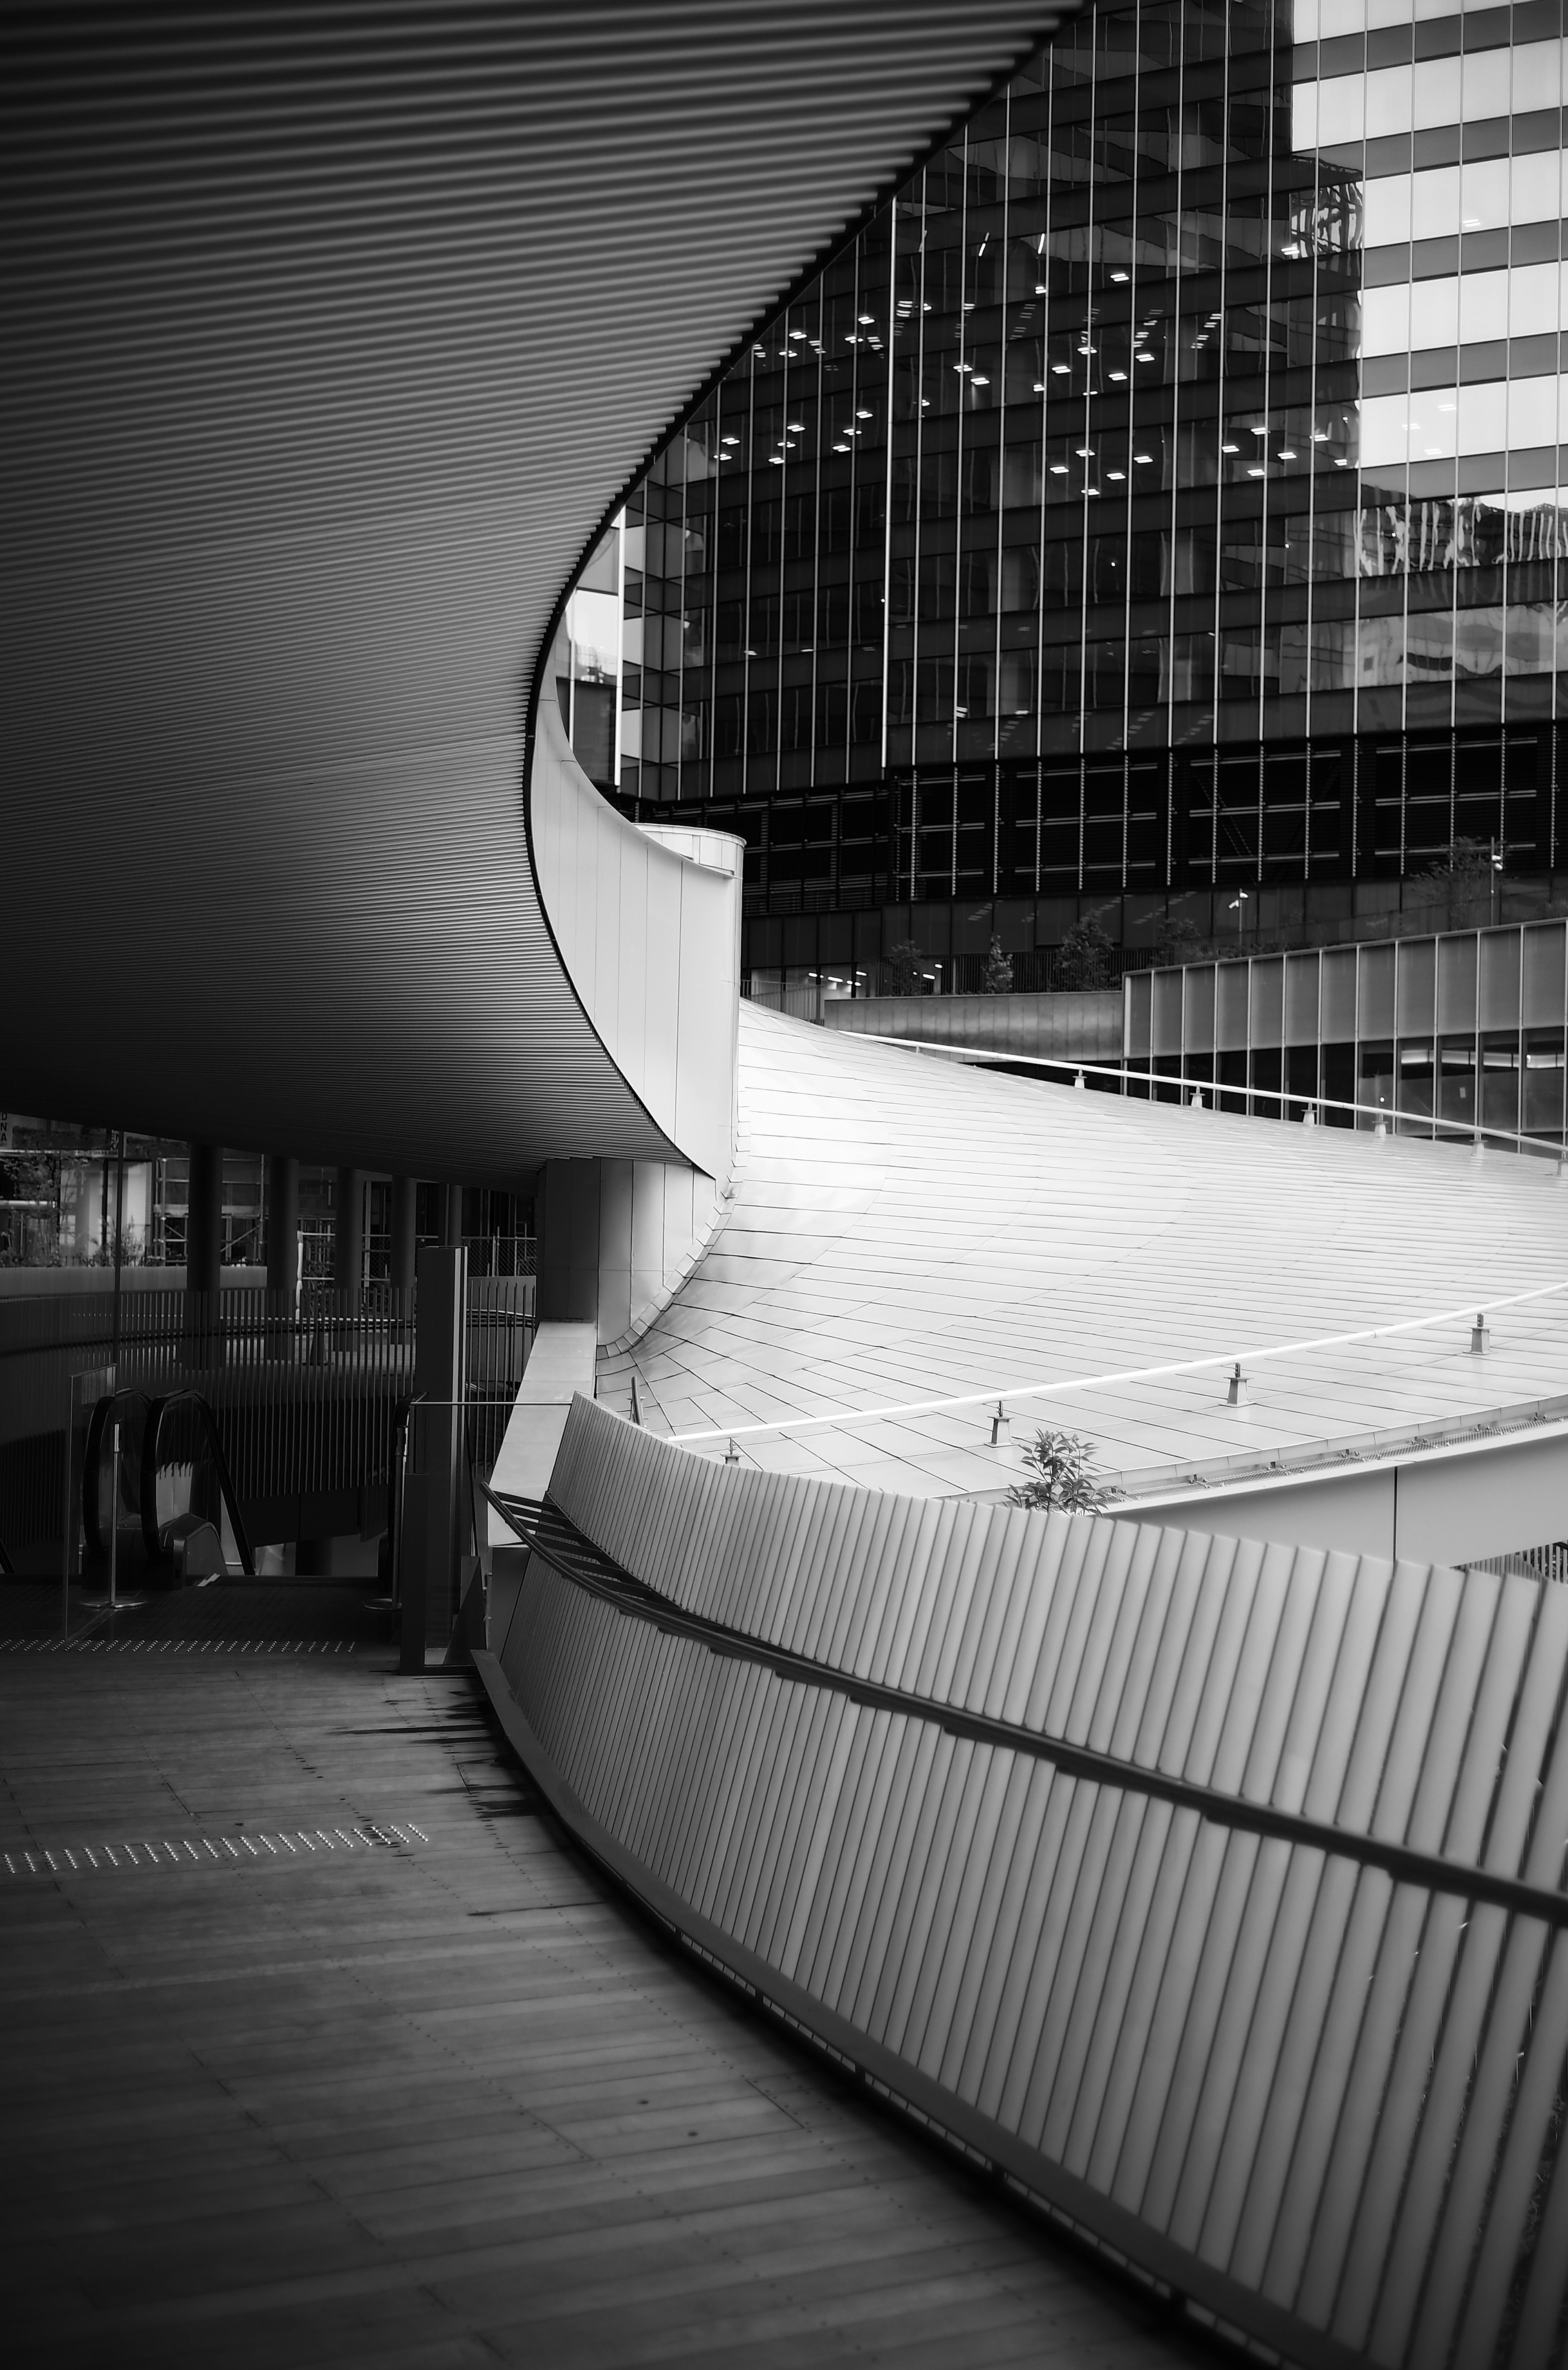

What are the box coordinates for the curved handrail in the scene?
[486,1485,1568,1932]
[854,1036,1568,1161]
[138,1390,256,1576]
[671,1268,1568,1446]
[82,1388,151,1561]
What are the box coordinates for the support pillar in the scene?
[266,1156,300,1302]
[390,1176,418,1293]
[334,1166,365,1297]
[185,1143,222,1365]
[440,1182,463,1249]
[399,1242,468,1673]
[185,1143,223,1299]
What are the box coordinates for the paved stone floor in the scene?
[0,1622,1210,2370]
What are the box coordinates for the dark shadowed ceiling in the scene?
[3,3,1080,1180]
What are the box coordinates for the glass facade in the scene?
[561,0,1568,978]
[1126,912,1568,1146]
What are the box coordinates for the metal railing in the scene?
[0,1276,534,1557]
[867,1036,1568,1160]
[670,1271,1568,1451]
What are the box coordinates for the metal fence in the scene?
[0,1276,535,1555]
[494,1395,1568,2370]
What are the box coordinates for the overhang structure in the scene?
[3,2,1074,1182]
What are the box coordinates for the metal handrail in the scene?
[670,1267,1568,1446]
[138,1390,256,1575]
[864,1036,1568,1161]
[502,1492,1568,1932]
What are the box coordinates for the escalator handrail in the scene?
[140,1389,256,1576]
[82,1387,152,1561]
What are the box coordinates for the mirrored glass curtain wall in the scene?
[558,0,1568,935]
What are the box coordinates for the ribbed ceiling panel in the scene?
[2,4,1079,1181]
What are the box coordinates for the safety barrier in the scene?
[480,1393,1568,2370]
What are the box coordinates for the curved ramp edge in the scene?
[477,1393,1568,2370]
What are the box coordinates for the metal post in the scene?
[108,1418,119,1611]
[110,1127,125,1383]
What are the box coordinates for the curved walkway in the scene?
[0,1635,1205,2370]
[599,1003,1568,1496]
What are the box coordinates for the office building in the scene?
[566,0,1568,995]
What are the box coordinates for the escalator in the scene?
[83,1387,255,1585]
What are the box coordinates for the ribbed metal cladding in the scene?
[2,3,1078,1181]
[480,1395,1568,2370]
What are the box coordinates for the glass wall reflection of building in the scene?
[559,0,1568,991]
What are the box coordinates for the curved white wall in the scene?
[530,679,741,1187]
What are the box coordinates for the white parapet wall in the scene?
[530,672,742,1343]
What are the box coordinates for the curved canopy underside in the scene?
[2,3,1076,1182]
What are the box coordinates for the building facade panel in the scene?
[563,0,1568,989]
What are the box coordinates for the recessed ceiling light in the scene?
[1052,363,1070,374]
[1134,452,1154,463]
[1278,448,1297,459]
[858,313,874,324]
[1110,270,1129,282]
[1109,370,1127,381]
[1221,443,1239,454]
[1108,469,1126,480]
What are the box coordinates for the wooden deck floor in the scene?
[0,1636,1210,2370]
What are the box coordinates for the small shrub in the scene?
[1006,1427,1109,1513]
[982,934,1014,994]
[885,938,929,995]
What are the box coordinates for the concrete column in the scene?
[399,1242,468,1673]
[265,1156,300,1301]
[334,1166,365,1296]
[185,1143,223,1299]
[440,1182,463,1249]
[389,1177,418,1292]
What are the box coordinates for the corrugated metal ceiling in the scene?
[2,3,1082,1180]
